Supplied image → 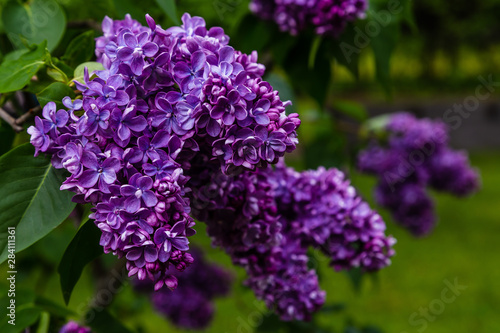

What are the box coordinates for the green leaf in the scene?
[0,307,41,333]
[61,30,95,69]
[332,100,368,121]
[308,36,323,69]
[345,267,364,293]
[264,72,295,114]
[86,309,134,333]
[0,41,46,93]
[36,82,75,109]
[58,219,103,305]
[73,61,104,82]
[370,22,399,97]
[401,0,417,33]
[3,49,29,62]
[0,143,76,264]
[0,120,15,156]
[330,24,361,78]
[2,0,66,52]
[283,35,332,107]
[34,296,76,317]
[154,0,180,25]
[233,14,273,54]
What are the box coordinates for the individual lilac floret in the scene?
[357,112,480,236]
[59,321,91,333]
[250,0,368,36]
[27,12,299,292]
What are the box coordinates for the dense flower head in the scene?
[28,13,299,290]
[250,0,368,36]
[357,112,480,236]
[188,158,395,321]
[59,321,92,333]
[134,247,233,330]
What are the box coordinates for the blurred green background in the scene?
[0,0,499,332]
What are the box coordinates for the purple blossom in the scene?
[357,112,480,236]
[41,102,69,133]
[154,222,189,262]
[210,90,247,125]
[250,0,368,36]
[27,117,50,156]
[120,174,158,212]
[27,13,303,313]
[109,105,147,143]
[116,30,159,75]
[86,75,129,106]
[79,152,121,193]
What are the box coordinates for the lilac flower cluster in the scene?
[28,13,299,289]
[249,0,368,36]
[358,112,480,236]
[135,247,233,330]
[188,159,395,321]
[59,321,91,333]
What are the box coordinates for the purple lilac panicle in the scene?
[28,13,299,291]
[188,158,395,321]
[357,112,480,236]
[250,0,367,36]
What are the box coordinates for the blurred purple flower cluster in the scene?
[249,0,368,36]
[358,112,480,236]
[28,13,299,290]
[135,247,233,330]
[188,159,395,321]
[59,321,91,333]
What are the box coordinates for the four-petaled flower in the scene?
[79,152,121,193]
[120,174,158,212]
[154,222,190,262]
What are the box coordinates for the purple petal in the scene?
[79,170,99,188]
[101,169,116,184]
[173,62,191,79]
[151,130,169,148]
[81,151,98,170]
[144,246,158,262]
[117,124,131,141]
[126,116,147,132]
[191,51,206,72]
[107,75,123,89]
[117,47,134,61]
[171,221,185,234]
[123,33,138,48]
[124,196,141,213]
[137,176,153,190]
[131,57,145,75]
[154,228,167,244]
[206,119,221,137]
[170,237,189,251]
[158,247,171,262]
[42,102,56,119]
[142,42,159,57]
[121,184,137,196]
[219,46,234,63]
[141,190,158,207]
[126,248,142,261]
[113,91,130,106]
